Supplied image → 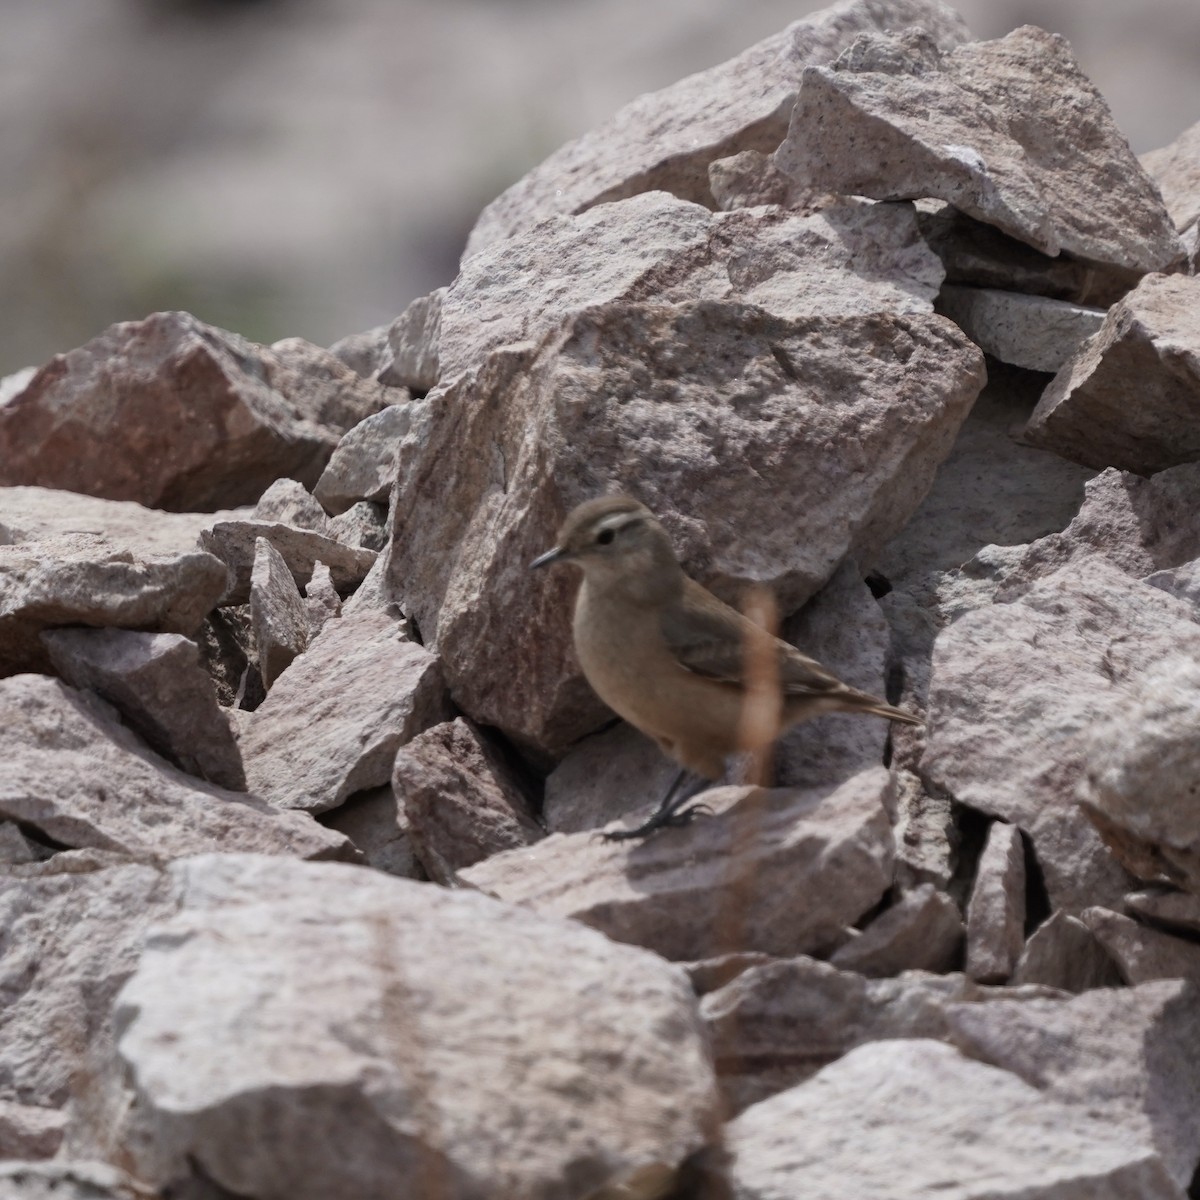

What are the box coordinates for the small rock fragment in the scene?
[1011,912,1123,993]
[251,478,330,532]
[249,537,309,689]
[0,1101,66,1161]
[377,287,443,392]
[1082,907,1200,986]
[318,785,422,879]
[965,821,1026,983]
[1126,889,1200,937]
[314,404,411,515]
[830,884,963,977]
[302,561,342,641]
[328,500,387,551]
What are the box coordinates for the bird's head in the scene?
[530,494,683,602]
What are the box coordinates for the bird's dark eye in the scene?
[596,528,616,545]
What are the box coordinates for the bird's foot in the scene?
[600,801,714,842]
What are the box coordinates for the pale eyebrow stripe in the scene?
[596,511,643,534]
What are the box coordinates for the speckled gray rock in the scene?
[111,854,719,1200]
[1141,118,1200,236]
[0,312,388,510]
[327,501,387,552]
[249,537,308,689]
[239,610,449,814]
[377,288,443,392]
[1026,274,1200,474]
[317,785,422,879]
[1,675,348,862]
[725,1039,1179,1200]
[937,285,1105,372]
[1080,657,1200,895]
[965,821,1026,983]
[922,558,1200,915]
[313,404,411,516]
[462,768,894,962]
[946,980,1200,1191]
[41,627,244,791]
[776,26,1182,273]
[302,561,341,641]
[464,0,971,257]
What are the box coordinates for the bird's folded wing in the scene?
[661,581,847,697]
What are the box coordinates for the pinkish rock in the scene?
[386,299,983,752]
[41,627,244,791]
[377,288,443,392]
[313,404,411,516]
[250,478,330,532]
[1025,274,1200,474]
[464,0,971,257]
[0,313,388,510]
[1141,118,1200,236]
[462,768,894,962]
[1126,889,1200,937]
[393,718,543,884]
[776,26,1182,273]
[1082,908,1200,987]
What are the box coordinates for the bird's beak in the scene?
[530,545,570,570]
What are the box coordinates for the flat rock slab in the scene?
[1080,658,1200,895]
[250,478,329,532]
[461,768,894,962]
[1127,889,1200,937]
[777,26,1182,273]
[239,610,449,814]
[387,298,983,752]
[41,627,244,791]
[1026,274,1200,474]
[937,285,1105,372]
[922,557,1200,914]
[0,1100,65,1160]
[701,956,1027,1113]
[0,312,388,510]
[445,193,945,384]
[829,883,963,977]
[947,979,1200,1190]
[0,675,350,862]
[0,860,172,1112]
[393,719,542,884]
[200,519,376,605]
[726,1039,1180,1199]
[464,0,971,256]
[112,853,719,1200]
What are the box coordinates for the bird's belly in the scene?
[574,626,742,779]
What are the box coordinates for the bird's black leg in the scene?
[602,767,714,841]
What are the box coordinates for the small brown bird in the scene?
[531,495,920,839]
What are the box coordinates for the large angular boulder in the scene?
[1025,274,1200,475]
[776,26,1182,274]
[464,0,971,257]
[922,557,1200,914]
[0,313,388,510]
[386,298,983,751]
[111,854,719,1200]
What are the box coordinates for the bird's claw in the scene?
[599,801,714,842]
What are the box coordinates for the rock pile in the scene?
[2,0,1200,1195]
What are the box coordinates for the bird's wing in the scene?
[660,579,849,697]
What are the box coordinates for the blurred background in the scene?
[3,0,1199,376]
